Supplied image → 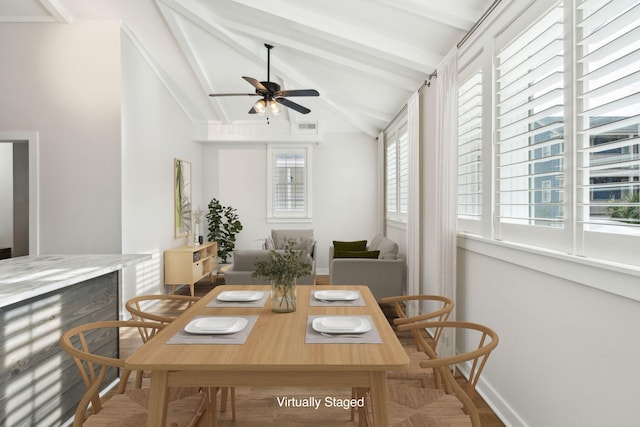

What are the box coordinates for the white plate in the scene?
[216,291,264,302]
[313,290,359,301]
[312,316,372,334]
[184,317,248,334]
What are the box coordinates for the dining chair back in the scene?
[125,294,200,325]
[125,294,236,424]
[390,320,500,427]
[380,295,454,387]
[59,320,206,427]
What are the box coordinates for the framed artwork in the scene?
[174,158,192,238]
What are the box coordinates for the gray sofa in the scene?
[224,229,316,285]
[329,234,406,300]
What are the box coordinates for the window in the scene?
[456,0,640,267]
[577,0,640,230]
[496,3,565,239]
[457,71,483,224]
[267,145,312,221]
[385,118,408,223]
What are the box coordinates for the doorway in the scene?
[0,132,39,257]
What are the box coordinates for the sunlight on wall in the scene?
[135,249,161,295]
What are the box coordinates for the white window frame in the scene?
[457,67,484,234]
[385,115,409,224]
[267,145,312,222]
[455,0,640,268]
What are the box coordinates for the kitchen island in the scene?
[0,254,150,427]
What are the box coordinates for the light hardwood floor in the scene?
[114,276,505,427]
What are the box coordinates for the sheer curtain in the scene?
[406,92,421,316]
[434,47,458,358]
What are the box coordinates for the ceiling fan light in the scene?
[254,99,266,115]
[269,100,280,115]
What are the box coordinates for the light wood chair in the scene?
[59,320,207,427]
[351,295,455,425]
[381,295,454,386]
[366,320,499,427]
[125,294,236,424]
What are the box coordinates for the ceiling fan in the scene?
[208,43,319,115]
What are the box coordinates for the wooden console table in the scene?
[164,242,217,296]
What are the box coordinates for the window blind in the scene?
[386,139,397,215]
[398,132,409,215]
[496,3,565,228]
[457,71,483,220]
[577,0,640,232]
[273,153,305,211]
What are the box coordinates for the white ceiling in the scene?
[1,0,493,137]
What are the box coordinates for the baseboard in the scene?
[457,360,529,427]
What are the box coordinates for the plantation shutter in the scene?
[457,71,483,221]
[386,139,398,215]
[398,130,409,215]
[577,0,640,231]
[495,3,566,247]
[274,153,305,212]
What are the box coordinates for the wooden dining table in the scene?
[125,284,409,426]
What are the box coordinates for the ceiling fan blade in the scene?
[276,97,311,114]
[248,106,258,114]
[209,93,258,97]
[243,76,269,93]
[276,89,319,97]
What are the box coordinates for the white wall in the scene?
[201,133,379,273]
[120,31,203,304]
[0,21,122,254]
[456,239,640,426]
[0,144,13,250]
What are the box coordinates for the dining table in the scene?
[124,284,409,426]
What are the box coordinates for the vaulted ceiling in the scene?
[1,0,492,137]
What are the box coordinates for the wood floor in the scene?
[114,276,504,427]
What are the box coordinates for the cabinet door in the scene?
[192,261,203,281]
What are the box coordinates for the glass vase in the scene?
[271,280,296,313]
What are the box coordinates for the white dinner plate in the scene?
[313,290,359,301]
[184,317,248,334]
[312,316,372,334]
[216,291,264,302]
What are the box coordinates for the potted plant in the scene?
[206,198,243,263]
[253,241,312,313]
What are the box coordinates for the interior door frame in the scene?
[0,131,39,255]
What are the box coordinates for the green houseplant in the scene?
[606,192,639,225]
[206,198,243,263]
[253,242,312,313]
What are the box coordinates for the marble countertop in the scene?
[0,254,150,308]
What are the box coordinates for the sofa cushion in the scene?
[334,250,380,259]
[232,250,276,270]
[369,234,399,259]
[333,240,367,252]
[272,229,314,255]
[263,236,275,250]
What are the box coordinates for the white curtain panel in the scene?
[406,92,421,316]
[434,47,458,358]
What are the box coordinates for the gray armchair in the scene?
[329,234,406,300]
[224,229,316,285]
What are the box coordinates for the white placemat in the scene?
[308,290,366,307]
[167,315,258,345]
[305,315,382,344]
[206,291,269,308]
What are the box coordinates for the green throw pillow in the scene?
[333,240,367,252]
[334,250,380,259]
